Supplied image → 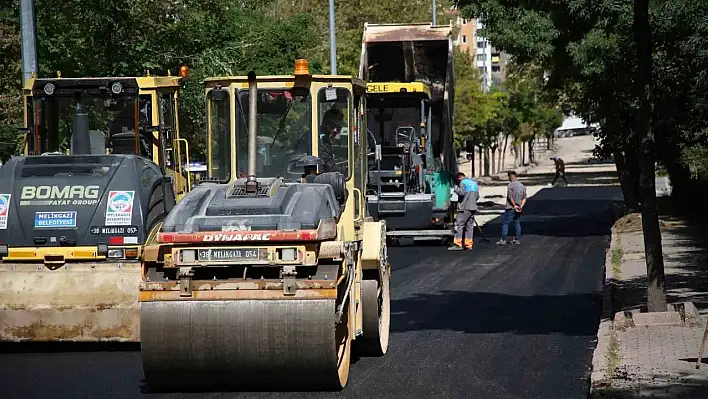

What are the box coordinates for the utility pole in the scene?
[20,0,38,81]
[432,0,437,25]
[329,0,337,75]
[481,38,490,175]
[482,39,488,93]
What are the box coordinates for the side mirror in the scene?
[375,144,382,161]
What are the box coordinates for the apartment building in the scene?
[449,8,508,90]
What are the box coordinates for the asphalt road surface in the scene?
[0,185,619,399]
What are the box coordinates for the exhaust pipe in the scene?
[245,71,258,193]
[72,101,91,155]
[247,71,257,182]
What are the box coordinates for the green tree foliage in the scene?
[453,47,484,140]
[0,1,23,162]
[453,0,708,310]
[270,0,453,75]
[453,50,561,173]
[0,0,323,161]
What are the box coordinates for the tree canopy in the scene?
[453,0,708,310]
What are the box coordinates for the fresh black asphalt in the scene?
[0,185,619,399]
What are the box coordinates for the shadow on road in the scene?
[480,186,621,238]
[479,168,618,188]
[0,341,140,354]
[390,290,602,336]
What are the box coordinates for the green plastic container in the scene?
[425,171,452,211]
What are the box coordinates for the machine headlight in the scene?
[279,248,297,261]
[111,82,123,94]
[181,249,196,263]
[43,83,55,95]
[107,249,124,259]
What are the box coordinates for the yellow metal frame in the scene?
[203,74,368,243]
[22,75,191,201]
[366,81,432,98]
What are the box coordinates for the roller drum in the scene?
[141,299,351,391]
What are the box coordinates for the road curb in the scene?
[476,163,537,186]
[588,206,625,397]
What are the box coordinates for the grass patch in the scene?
[611,236,624,279]
[605,328,621,378]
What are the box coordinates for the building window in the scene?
[477,41,485,48]
[462,35,467,43]
[462,18,467,25]
[477,54,485,61]
[492,65,501,72]
[479,67,485,75]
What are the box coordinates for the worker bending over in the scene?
[550,156,568,186]
[448,172,479,251]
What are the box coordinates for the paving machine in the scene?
[360,23,458,242]
[0,71,192,342]
[138,60,391,391]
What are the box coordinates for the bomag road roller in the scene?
[138,60,390,391]
[0,69,193,342]
[360,23,458,244]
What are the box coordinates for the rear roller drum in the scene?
[140,298,352,391]
[357,273,391,356]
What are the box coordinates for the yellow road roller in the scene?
[138,60,391,391]
[0,70,192,342]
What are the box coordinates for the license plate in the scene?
[197,248,260,261]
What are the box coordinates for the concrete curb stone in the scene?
[475,163,537,186]
[589,206,707,397]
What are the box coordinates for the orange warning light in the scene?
[179,65,190,78]
[294,59,310,76]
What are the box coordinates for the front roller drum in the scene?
[141,298,351,391]
[357,275,391,356]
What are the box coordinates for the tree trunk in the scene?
[500,134,509,172]
[528,139,535,164]
[478,146,484,177]
[634,0,666,312]
[470,147,476,176]
[613,150,640,212]
[624,145,641,200]
[484,146,490,176]
[521,143,526,165]
[490,148,497,174]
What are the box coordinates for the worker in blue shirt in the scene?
[448,172,479,251]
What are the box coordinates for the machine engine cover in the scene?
[0,154,164,247]
[161,178,341,233]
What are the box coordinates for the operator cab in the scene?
[23,74,192,198]
[176,59,369,238]
[203,63,365,188]
[365,82,433,196]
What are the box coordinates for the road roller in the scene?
[0,70,192,342]
[139,60,391,391]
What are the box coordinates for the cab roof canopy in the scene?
[203,74,367,91]
[362,22,452,43]
[25,76,183,93]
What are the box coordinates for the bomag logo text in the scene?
[20,185,100,206]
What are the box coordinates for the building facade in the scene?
[449,8,508,90]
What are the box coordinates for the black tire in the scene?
[145,182,175,236]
